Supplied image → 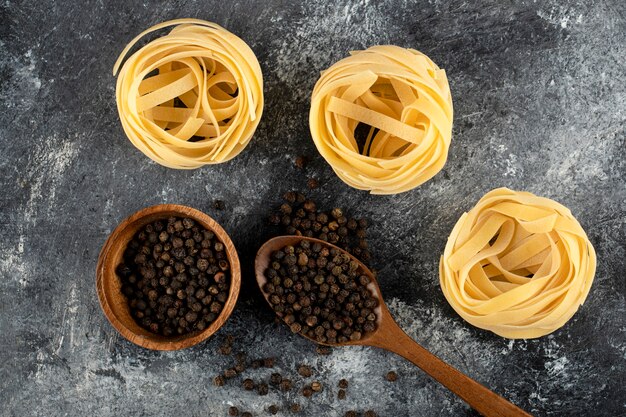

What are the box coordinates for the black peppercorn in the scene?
[270,373,282,386]
[280,203,293,215]
[290,403,302,413]
[344,412,357,417]
[316,345,332,355]
[295,155,307,169]
[257,382,269,396]
[386,371,398,382]
[241,413,252,417]
[303,200,316,213]
[213,200,225,210]
[269,213,281,225]
[268,405,279,415]
[364,411,377,417]
[185,311,197,323]
[279,378,292,392]
[242,378,255,391]
[228,406,239,416]
[338,389,346,400]
[283,191,297,203]
[338,379,348,389]
[297,364,312,377]
[213,375,225,386]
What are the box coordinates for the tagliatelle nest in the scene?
[113,19,263,169]
[309,45,453,194]
[440,188,596,339]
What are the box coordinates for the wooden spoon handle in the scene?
[371,323,532,417]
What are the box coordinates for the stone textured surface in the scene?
[1,1,625,416]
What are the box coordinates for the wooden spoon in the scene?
[255,236,531,417]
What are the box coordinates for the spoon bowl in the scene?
[255,236,531,417]
[255,235,389,347]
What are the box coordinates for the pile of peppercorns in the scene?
[116,217,230,336]
[214,335,387,416]
[263,239,379,344]
[269,192,371,264]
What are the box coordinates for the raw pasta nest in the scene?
[439,188,596,339]
[309,45,453,194]
[113,19,263,168]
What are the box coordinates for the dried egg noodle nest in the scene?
[309,45,453,194]
[440,188,596,339]
[113,19,263,168]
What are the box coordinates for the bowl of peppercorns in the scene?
[96,204,241,350]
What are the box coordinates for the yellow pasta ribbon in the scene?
[113,19,263,169]
[309,45,453,194]
[439,188,596,339]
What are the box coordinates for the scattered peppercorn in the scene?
[241,413,252,417]
[228,406,239,416]
[250,360,262,369]
[297,365,312,377]
[344,411,357,417]
[219,344,233,355]
[386,371,398,382]
[269,193,371,264]
[235,352,246,363]
[311,381,322,392]
[337,389,346,400]
[290,403,302,413]
[270,373,282,386]
[279,378,293,392]
[213,200,226,210]
[213,375,225,387]
[263,357,275,368]
[268,405,279,415]
[307,178,319,189]
[301,386,313,397]
[224,368,238,379]
[242,378,255,391]
[316,345,333,355]
[338,379,348,389]
[364,411,377,417]
[257,382,269,396]
[295,155,307,169]
[263,240,379,344]
[116,217,231,336]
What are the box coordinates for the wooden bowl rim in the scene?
[96,204,241,351]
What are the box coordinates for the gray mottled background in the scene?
[1,0,625,416]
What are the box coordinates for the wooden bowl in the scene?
[96,204,241,350]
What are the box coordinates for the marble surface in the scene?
[1,1,625,416]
